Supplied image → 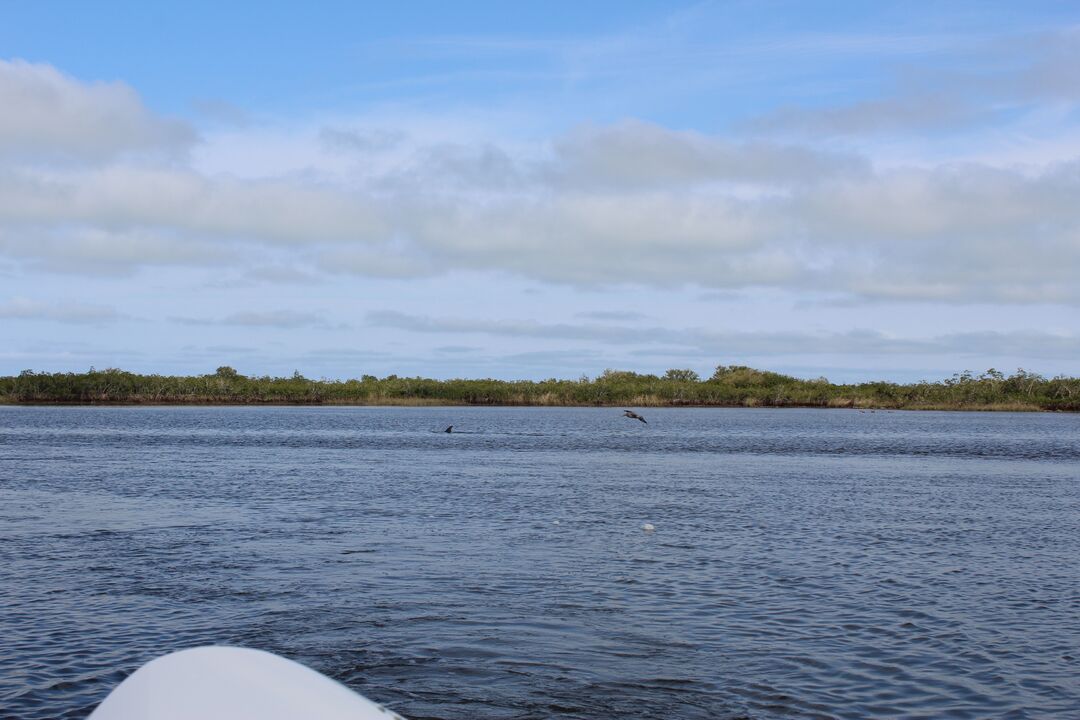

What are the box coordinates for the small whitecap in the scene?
[552,520,561,525]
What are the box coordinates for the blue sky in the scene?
[2,2,1079,382]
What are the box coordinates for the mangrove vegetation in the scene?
[2,365,1078,411]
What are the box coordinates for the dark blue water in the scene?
[1,407,1078,719]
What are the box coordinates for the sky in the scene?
[2,1,1079,383]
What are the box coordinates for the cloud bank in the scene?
[171,310,342,329]
[367,310,1080,360]
[0,59,194,162]
[0,297,127,324]
[2,35,1079,307]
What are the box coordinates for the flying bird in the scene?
[623,410,647,424]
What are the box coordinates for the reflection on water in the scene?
[1,407,1078,719]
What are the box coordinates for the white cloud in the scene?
[319,126,404,154]
[367,310,1080,360]
[171,310,343,329]
[0,59,194,162]
[191,98,252,128]
[549,120,867,188]
[576,310,649,321]
[0,166,386,243]
[746,26,1080,138]
[246,265,322,285]
[1,59,1079,306]
[4,126,1079,301]
[433,345,480,354]
[797,161,1080,303]
[751,94,979,136]
[0,226,234,275]
[0,297,128,324]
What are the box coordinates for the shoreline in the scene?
[5,367,1077,412]
[0,400,1070,412]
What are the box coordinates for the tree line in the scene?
[1,365,1077,411]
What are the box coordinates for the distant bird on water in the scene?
[623,410,647,424]
[444,425,453,433]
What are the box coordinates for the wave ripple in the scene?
[1,407,1078,719]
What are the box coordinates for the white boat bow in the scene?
[89,646,406,720]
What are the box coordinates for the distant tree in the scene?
[711,365,748,380]
[599,369,640,381]
[215,366,240,378]
[663,368,700,382]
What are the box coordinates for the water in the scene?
[1,406,1077,719]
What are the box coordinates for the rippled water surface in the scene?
[1,407,1078,719]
